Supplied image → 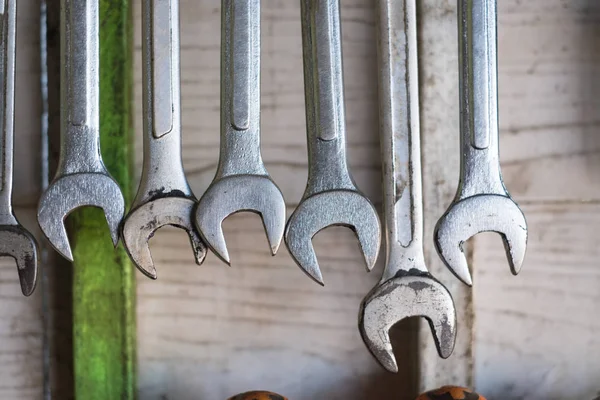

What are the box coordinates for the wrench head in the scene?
[0,225,38,296]
[122,197,207,279]
[37,173,125,261]
[359,273,457,372]
[434,194,527,286]
[195,175,286,265]
[284,190,381,285]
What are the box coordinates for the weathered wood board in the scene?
[2,0,600,399]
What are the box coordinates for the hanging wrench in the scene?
[121,0,207,279]
[434,0,527,286]
[37,0,124,261]
[359,0,456,373]
[194,0,286,265]
[284,0,381,285]
[0,0,38,296]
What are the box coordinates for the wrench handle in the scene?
[0,0,16,218]
[57,0,104,174]
[300,0,355,196]
[134,0,192,205]
[150,0,174,139]
[457,0,505,199]
[377,0,427,280]
[216,0,265,178]
[67,0,97,128]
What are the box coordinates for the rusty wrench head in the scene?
[194,0,286,265]
[0,0,38,295]
[359,0,456,373]
[37,0,124,261]
[121,0,206,279]
[434,0,527,286]
[284,0,381,285]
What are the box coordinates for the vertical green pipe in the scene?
[71,0,136,399]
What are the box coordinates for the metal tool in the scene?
[121,0,206,279]
[284,0,381,285]
[359,0,456,373]
[434,0,527,286]
[37,0,124,261]
[194,0,286,265]
[0,0,38,296]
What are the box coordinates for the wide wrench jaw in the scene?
[194,175,286,265]
[284,190,381,286]
[122,197,207,279]
[434,194,528,286]
[0,226,39,296]
[359,274,457,373]
[37,173,125,261]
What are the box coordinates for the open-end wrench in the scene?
[359,0,456,373]
[0,0,37,296]
[121,0,206,279]
[37,0,124,261]
[194,0,286,265]
[284,0,381,286]
[434,0,527,286]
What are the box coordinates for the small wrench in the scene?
[359,0,456,373]
[0,0,38,296]
[194,0,286,265]
[121,0,207,279]
[434,0,527,286]
[284,0,381,285]
[37,0,124,261]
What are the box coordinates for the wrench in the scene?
[359,0,456,373]
[194,0,286,265]
[284,0,381,285]
[0,0,38,296]
[121,0,207,279]
[434,0,527,286]
[37,0,124,261]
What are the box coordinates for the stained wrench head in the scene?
[0,226,38,296]
[195,175,286,265]
[122,197,206,279]
[359,273,457,373]
[284,190,381,285]
[434,194,527,286]
[37,173,125,261]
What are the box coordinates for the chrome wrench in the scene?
[121,0,207,279]
[37,0,125,261]
[0,0,38,295]
[284,0,381,285]
[434,0,527,286]
[359,0,456,373]
[195,0,286,265]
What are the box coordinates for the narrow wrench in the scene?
[284,0,381,286]
[0,0,38,296]
[194,0,286,265]
[121,0,207,279]
[37,0,125,261]
[434,0,527,286]
[359,0,456,372]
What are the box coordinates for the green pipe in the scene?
[71,0,136,398]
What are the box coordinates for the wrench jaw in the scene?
[122,197,207,279]
[0,226,39,296]
[37,173,125,261]
[284,190,381,286]
[359,274,457,373]
[195,175,286,265]
[434,194,528,286]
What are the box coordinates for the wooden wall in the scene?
[2,0,599,399]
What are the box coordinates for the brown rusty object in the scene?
[416,386,487,400]
[228,391,288,400]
